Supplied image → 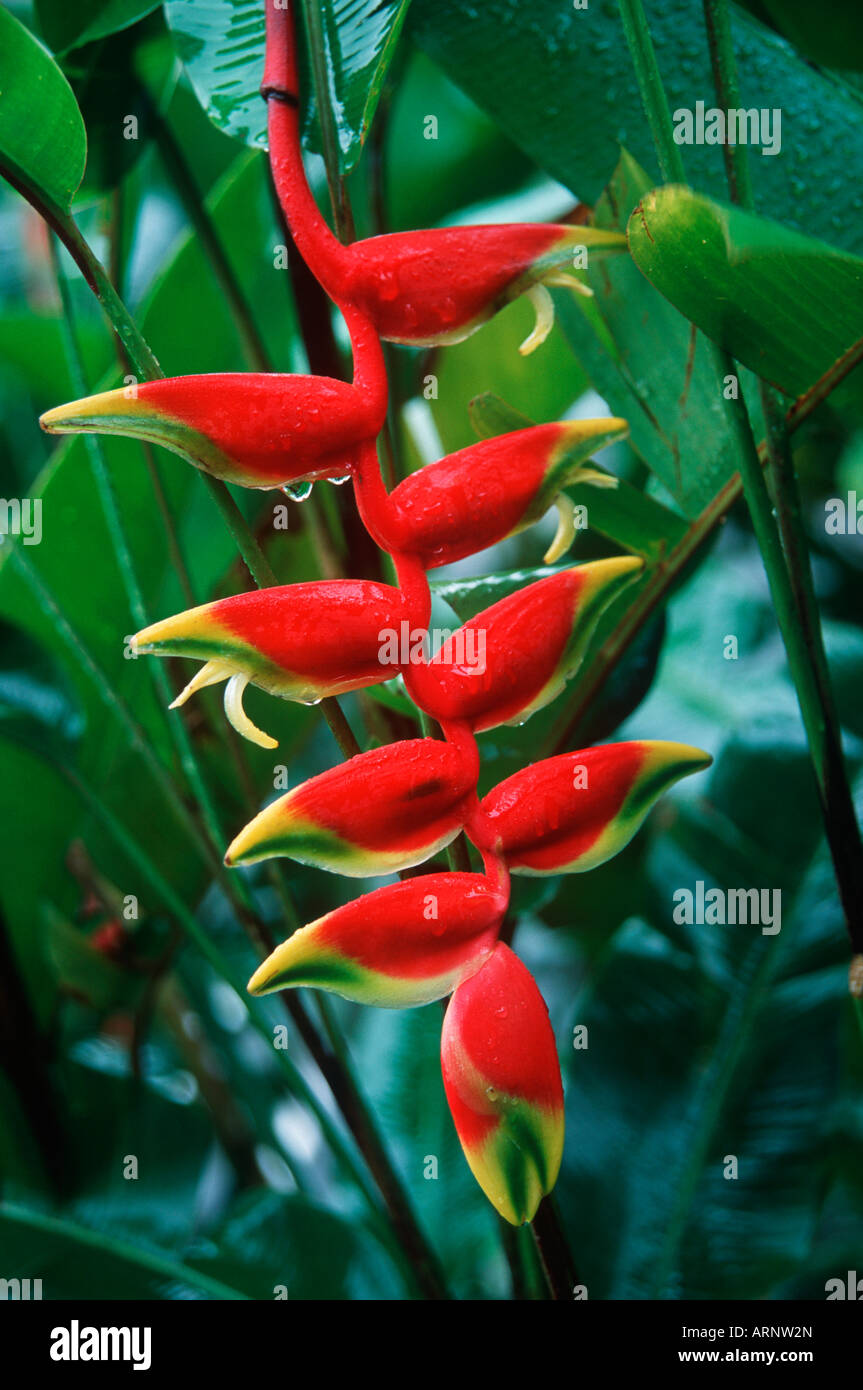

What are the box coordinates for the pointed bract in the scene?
[226,738,476,874]
[405,557,643,732]
[40,373,384,490]
[247,873,506,1008]
[131,581,407,747]
[356,420,627,569]
[339,224,626,351]
[481,740,713,874]
[441,943,564,1225]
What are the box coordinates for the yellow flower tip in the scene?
[224,797,290,868]
[246,929,313,997]
[39,388,132,435]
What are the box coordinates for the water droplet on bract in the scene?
[494,1005,508,1019]
[329,475,350,486]
[282,480,313,502]
[486,1086,498,1102]
[299,696,322,707]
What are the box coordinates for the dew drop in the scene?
[282,480,314,502]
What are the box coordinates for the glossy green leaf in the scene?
[34,0,162,54]
[409,0,863,257]
[163,0,411,171]
[0,5,86,213]
[627,186,863,416]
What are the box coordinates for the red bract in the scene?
[132,580,408,747]
[405,559,642,731]
[40,307,388,491]
[481,741,713,873]
[333,223,623,353]
[247,872,507,1008]
[353,419,627,568]
[441,942,564,1225]
[226,737,478,874]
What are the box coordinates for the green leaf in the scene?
[558,152,745,516]
[34,0,162,54]
[409,0,863,257]
[163,0,410,172]
[627,185,863,415]
[0,5,87,213]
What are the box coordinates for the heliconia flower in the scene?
[335,224,626,355]
[481,740,713,874]
[246,872,507,1008]
[130,581,408,749]
[405,557,643,733]
[354,419,627,569]
[39,372,386,490]
[441,942,564,1225]
[225,738,477,875]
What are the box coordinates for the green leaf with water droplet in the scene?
[163,0,411,172]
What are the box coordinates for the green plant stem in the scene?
[702,0,863,955]
[619,0,863,956]
[298,0,355,242]
[617,0,686,183]
[701,0,755,208]
[530,1196,579,1300]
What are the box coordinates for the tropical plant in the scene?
[0,0,861,1302]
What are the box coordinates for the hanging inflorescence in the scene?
[40,0,711,1226]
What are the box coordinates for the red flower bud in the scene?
[39,370,386,491]
[405,558,642,732]
[481,741,712,874]
[131,580,408,748]
[225,738,477,875]
[247,872,506,1008]
[441,942,564,1225]
[354,419,627,568]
